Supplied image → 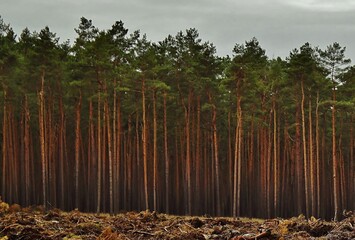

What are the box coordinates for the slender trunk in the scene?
[186,90,192,215]
[24,96,30,206]
[350,114,354,211]
[153,90,158,211]
[136,110,143,209]
[273,97,278,216]
[175,127,180,213]
[237,108,242,217]
[163,91,169,213]
[112,80,117,212]
[135,112,141,210]
[267,111,272,218]
[295,98,302,214]
[332,86,339,221]
[338,129,346,214]
[208,92,220,215]
[142,78,149,210]
[301,79,309,217]
[9,107,17,203]
[75,92,82,209]
[47,99,56,207]
[39,69,47,209]
[248,116,254,216]
[104,97,113,214]
[89,100,96,210]
[233,87,242,217]
[210,129,215,215]
[228,110,233,213]
[309,96,315,216]
[97,90,102,213]
[59,95,66,209]
[321,113,327,217]
[316,92,320,216]
[127,116,133,210]
[195,95,201,214]
[2,90,7,199]
[116,95,122,211]
[179,85,192,215]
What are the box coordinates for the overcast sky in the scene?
[1,0,355,61]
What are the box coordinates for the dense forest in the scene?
[0,16,354,221]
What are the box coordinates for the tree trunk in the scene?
[267,111,272,218]
[295,101,303,214]
[24,96,30,206]
[116,95,122,211]
[350,114,354,211]
[248,116,254,216]
[2,89,7,200]
[309,96,315,217]
[228,110,233,213]
[142,78,149,210]
[185,90,192,215]
[195,95,201,214]
[273,97,278,216]
[39,69,47,209]
[233,87,242,217]
[163,91,170,213]
[332,86,339,221]
[75,92,82,209]
[237,108,242,217]
[135,111,142,210]
[208,92,221,215]
[88,100,96,210]
[316,92,320,217]
[112,80,117,212]
[301,79,309,217]
[97,89,102,213]
[59,95,66,209]
[153,90,158,211]
[104,96,113,214]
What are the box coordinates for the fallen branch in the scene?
[231,230,271,240]
[131,230,155,236]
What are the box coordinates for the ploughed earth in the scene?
[0,204,354,239]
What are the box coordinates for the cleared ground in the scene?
[0,204,354,239]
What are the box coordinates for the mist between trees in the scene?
[0,16,354,220]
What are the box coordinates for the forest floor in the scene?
[0,204,354,239]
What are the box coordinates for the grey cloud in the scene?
[279,0,355,12]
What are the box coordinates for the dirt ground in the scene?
[0,204,354,239]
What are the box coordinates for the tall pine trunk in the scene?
[153,90,158,211]
[97,90,102,213]
[2,89,7,200]
[295,103,302,214]
[23,96,30,206]
[142,78,149,210]
[185,90,192,215]
[309,96,315,216]
[332,86,339,221]
[116,94,122,211]
[301,79,309,217]
[208,92,220,215]
[233,86,242,217]
[273,97,278,216]
[39,69,47,209]
[316,92,320,216]
[163,91,170,213]
[104,96,113,214]
[195,95,201,214]
[75,92,82,209]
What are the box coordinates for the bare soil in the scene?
[0,206,354,239]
